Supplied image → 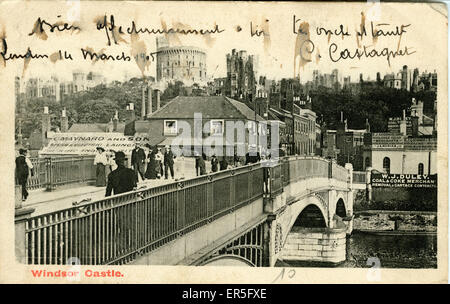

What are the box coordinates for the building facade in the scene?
[133,96,267,157]
[156,45,207,85]
[225,49,257,101]
[363,133,437,175]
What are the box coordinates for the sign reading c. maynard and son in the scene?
[371,173,437,189]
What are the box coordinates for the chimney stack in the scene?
[141,86,146,119]
[365,118,370,133]
[126,103,135,122]
[400,109,407,135]
[61,108,68,132]
[113,110,119,132]
[42,106,51,145]
[146,87,153,118]
[156,90,161,111]
[411,115,419,137]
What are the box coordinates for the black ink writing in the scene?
[81,48,131,61]
[0,38,48,65]
[97,15,225,46]
[328,43,416,66]
[29,17,80,37]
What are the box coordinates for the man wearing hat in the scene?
[15,148,34,201]
[106,151,137,196]
[131,143,146,182]
[163,145,175,179]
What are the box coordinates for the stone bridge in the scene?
[15,156,355,267]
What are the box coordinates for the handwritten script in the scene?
[0,13,416,71]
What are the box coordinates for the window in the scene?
[210,120,224,135]
[418,163,424,175]
[383,157,390,174]
[164,120,178,135]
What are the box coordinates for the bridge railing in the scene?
[331,161,348,183]
[22,156,96,191]
[26,158,48,190]
[271,156,350,190]
[21,162,264,265]
[279,156,330,184]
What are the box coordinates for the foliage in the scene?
[310,85,416,132]
[161,81,188,104]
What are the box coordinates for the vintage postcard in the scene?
[0,0,447,284]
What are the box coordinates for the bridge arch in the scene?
[199,254,255,267]
[335,198,346,218]
[279,196,329,248]
[329,192,348,219]
[293,204,327,228]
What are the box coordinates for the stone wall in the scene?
[281,226,347,264]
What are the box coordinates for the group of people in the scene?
[93,147,117,187]
[93,148,140,197]
[15,143,278,203]
[131,143,176,181]
[93,143,178,194]
[196,153,231,176]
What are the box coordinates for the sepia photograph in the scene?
[1,0,447,284]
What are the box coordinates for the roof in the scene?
[68,122,126,133]
[422,114,434,125]
[148,96,266,121]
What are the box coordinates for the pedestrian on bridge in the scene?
[131,143,146,182]
[106,151,137,196]
[94,147,108,187]
[198,152,207,176]
[164,145,175,179]
[211,154,218,173]
[219,156,228,171]
[145,146,157,179]
[15,148,34,202]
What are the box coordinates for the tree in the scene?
[161,81,187,103]
[75,98,119,123]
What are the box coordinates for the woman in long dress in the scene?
[94,147,108,187]
[145,148,157,179]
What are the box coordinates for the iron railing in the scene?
[23,156,96,191]
[24,163,264,265]
[21,156,350,265]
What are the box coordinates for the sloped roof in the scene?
[422,114,434,125]
[68,122,126,133]
[148,96,265,121]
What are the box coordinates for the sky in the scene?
[2,1,446,85]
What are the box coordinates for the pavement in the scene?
[24,159,212,216]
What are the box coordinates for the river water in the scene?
[280,232,437,268]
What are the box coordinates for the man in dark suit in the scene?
[163,145,175,179]
[106,151,137,197]
[131,143,146,182]
[15,148,34,201]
